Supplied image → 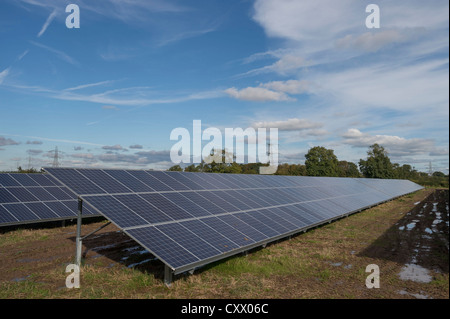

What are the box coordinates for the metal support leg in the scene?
[75,198,83,266]
[164,265,173,287]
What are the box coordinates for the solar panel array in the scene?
[0,173,99,227]
[44,167,423,274]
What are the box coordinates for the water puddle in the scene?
[127,258,157,268]
[398,289,431,299]
[398,264,432,283]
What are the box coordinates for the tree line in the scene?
[168,144,448,188]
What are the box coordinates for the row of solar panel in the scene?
[41,168,340,195]
[0,200,98,225]
[82,186,393,229]
[0,173,100,226]
[0,173,62,187]
[125,191,391,269]
[44,167,423,273]
[0,186,75,203]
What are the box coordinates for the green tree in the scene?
[184,164,201,172]
[337,161,361,177]
[275,163,306,176]
[167,165,183,171]
[201,149,242,174]
[304,146,339,177]
[432,171,445,177]
[359,144,395,179]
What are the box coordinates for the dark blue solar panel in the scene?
[263,208,301,231]
[147,171,189,191]
[126,226,199,269]
[47,187,74,200]
[113,194,173,224]
[180,192,226,215]
[22,187,56,201]
[216,190,253,211]
[253,189,283,206]
[3,203,39,221]
[25,202,59,219]
[164,171,206,190]
[104,170,154,193]
[235,212,280,238]
[5,187,39,202]
[207,174,239,189]
[44,169,106,195]
[179,219,239,252]
[227,190,265,208]
[197,191,241,212]
[0,188,19,203]
[139,193,194,220]
[0,205,18,224]
[162,192,212,218]
[277,205,316,226]
[84,195,148,228]
[156,223,222,260]
[126,170,171,192]
[201,216,256,247]
[190,173,224,189]
[0,174,21,187]
[248,210,292,234]
[219,214,268,242]
[238,189,273,208]
[77,169,131,194]
[180,173,219,190]
[28,174,57,186]
[44,201,77,218]
[8,174,39,186]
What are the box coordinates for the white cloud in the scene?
[335,30,405,52]
[341,128,438,157]
[225,80,310,102]
[269,54,306,75]
[224,87,292,102]
[253,0,357,43]
[261,80,309,94]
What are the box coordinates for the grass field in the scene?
[0,188,448,299]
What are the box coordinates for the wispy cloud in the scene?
[0,68,10,84]
[64,80,115,91]
[0,133,103,147]
[29,41,79,65]
[37,8,57,37]
[157,27,216,47]
[0,136,20,146]
[252,118,323,131]
[17,50,29,61]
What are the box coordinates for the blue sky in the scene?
[0,0,448,173]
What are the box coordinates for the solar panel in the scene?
[43,167,423,281]
[0,173,101,227]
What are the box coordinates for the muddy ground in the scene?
[0,188,448,299]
